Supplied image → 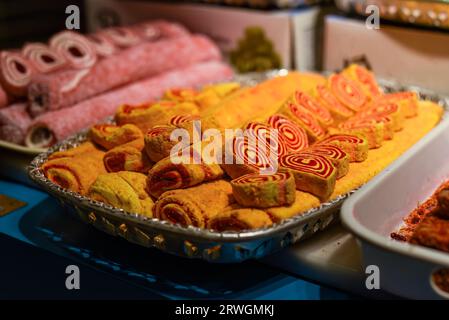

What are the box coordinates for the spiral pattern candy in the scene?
[22,43,67,74]
[231,171,296,208]
[355,114,394,140]
[318,134,369,162]
[328,73,367,112]
[339,117,384,149]
[279,102,325,142]
[267,114,308,153]
[291,90,334,127]
[307,144,350,179]
[221,136,277,179]
[280,152,337,200]
[169,114,200,126]
[378,91,418,118]
[343,64,382,99]
[49,31,97,69]
[358,101,404,131]
[245,121,288,157]
[0,51,35,96]
[314,84,353,123]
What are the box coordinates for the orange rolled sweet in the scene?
[338,117,384,149]
[378,91,418,118]
[318,134,368,162]
[328,73,367,112]
[103,138,152,173]
[342,64,382,99]
[153,180,234,228]
[41,144,106,195]
[221,136,278,179]
[115,100,199,133]
[88,171,154,217]
[147,152,224,198]
[279,102,326,142]
[207,208,273,231]
[144,125,178,163]
[231,171,296,208]
[267,114,308,153]
[289,90,334,127]
[355,114,395,140]
[280,152,337,200]
[307,144,350,179]
[163,88,198,102]
[357,101,404,132]
[313,84,353,123]
[90,123,143,150]
[48,141,98,160]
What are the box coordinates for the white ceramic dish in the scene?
[341,116,449,299]
[0,139,46,155]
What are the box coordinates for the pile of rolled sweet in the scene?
[39,65,444,231]
[0,20,232,147]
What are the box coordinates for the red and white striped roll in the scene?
[22,43,67,74]
[291,90,333,127]
[231,171,296,208]
[307,144,350,179]
[267,114,308,153]
[87,33,119,58]
[25,61,233,148]
[234,136,275,171]
[245,121,288,157]
[358,101,404,131]
[315,84,353,121]
[378,91,418,118]
[343,64,382,98]
[101,26,141,48]
[49,31,97,69]
[169,114,200,126]
[280,152,335,179]
[0,102,32,144]
[29,35,222,116]
[281,102,326,142]
[318,134,369,162]
[328,74,367,112]
[0,51,35,97]
[280,151,337,200]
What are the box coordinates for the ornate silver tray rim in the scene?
[27,70,449,244]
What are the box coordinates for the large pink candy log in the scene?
[0,51,35,97]
[25,61,233,148]
[100,26,141,48]
[87,33,119,58]
[0,103,31,144]
[135,20,190,39]
[49,31,97,69]
[0,85,8,108]
[28,35,222,117]
[22,43,67,74]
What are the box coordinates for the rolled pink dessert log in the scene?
[0,85,9,108]
[25,61,233,148]
[22,43,67,74]
[49,31,97,69]
[133,20,190,40]
[100,26,141,48]
[87,33,119,58]
[28,35,222,117]
[0,103,31,144]
[0,51,35,97]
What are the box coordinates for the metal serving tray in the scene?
[28,71,449,263]
[341,116,449,299]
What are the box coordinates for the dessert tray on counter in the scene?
[28,70,449,263]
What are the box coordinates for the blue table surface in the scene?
[0,179,359,300]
